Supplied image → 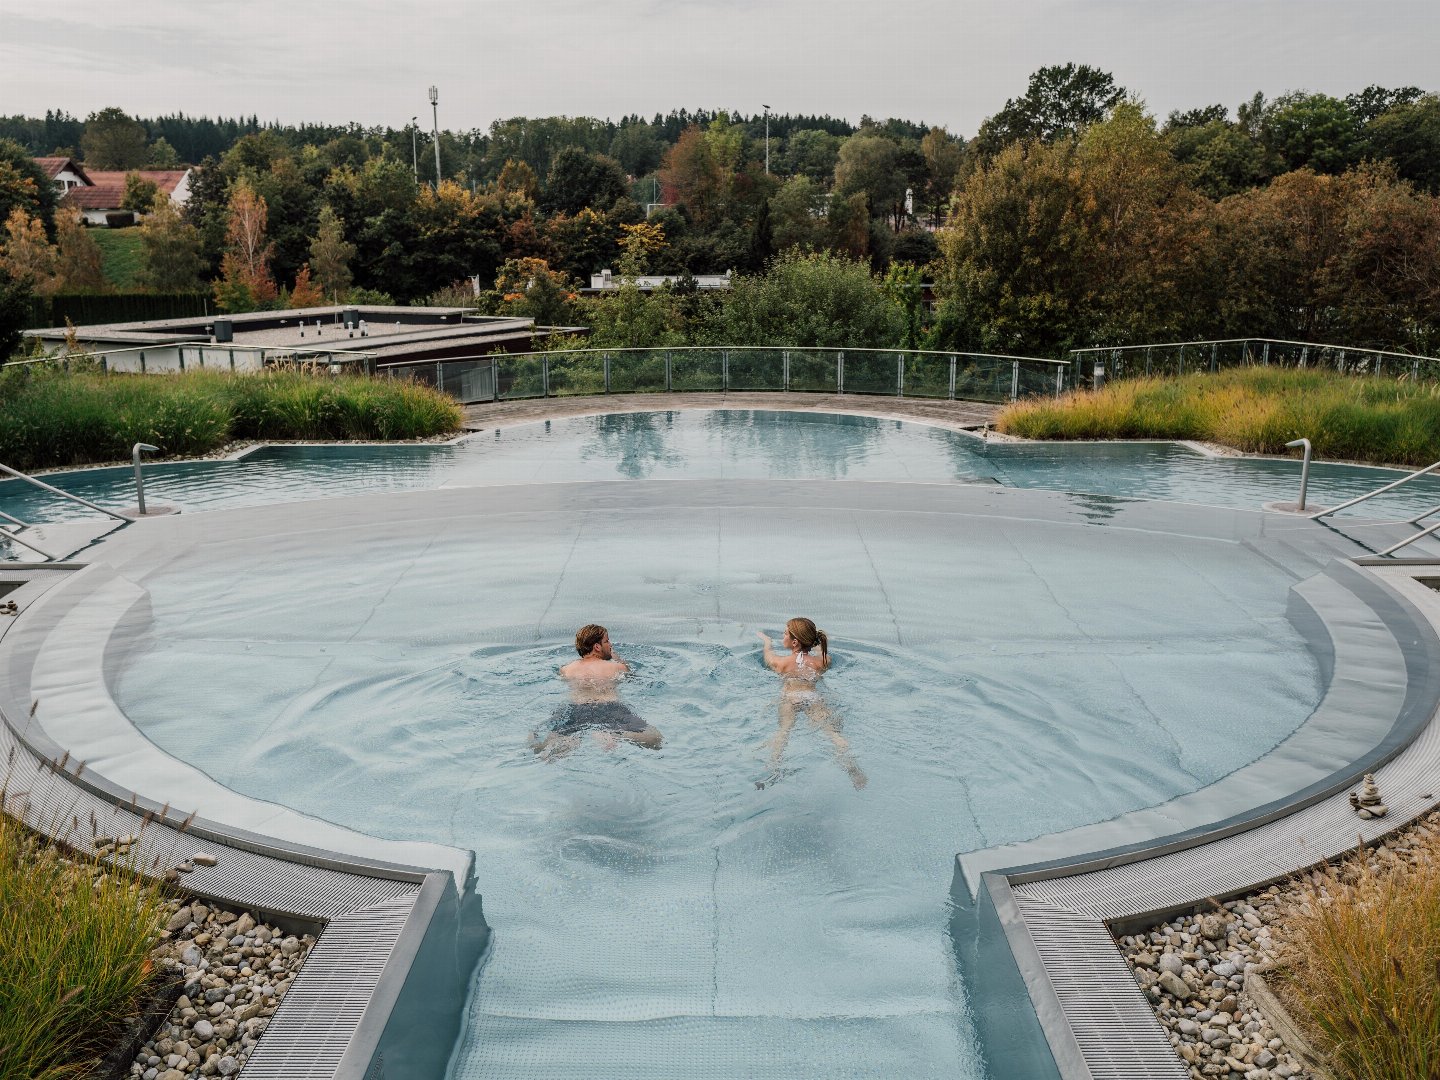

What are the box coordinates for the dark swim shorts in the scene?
[548,702,648,737]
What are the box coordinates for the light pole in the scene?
[429,86,441,186]
[410,116,418,181]
[762,104,771,174]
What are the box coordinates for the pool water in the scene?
[106,452,1323,1079]
[7,410,1440,534]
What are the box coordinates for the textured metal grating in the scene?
[240,895,417,1079]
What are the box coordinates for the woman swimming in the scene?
[757,618,867,790]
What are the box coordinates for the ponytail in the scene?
[816,629,829,663]
[786,617,828,665]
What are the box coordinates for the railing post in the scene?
[604,352,611,394]
[1414,360,1421,382]
[436,361,444,392]
[1210,342,1218,373]
[1145,345,1152,376]
[665,352,672,392]
[492,357,499,401]
[897,353,904,398]
[1285,438,1312,512]
[1010,360,1020,402]
[1299,346,1308,368]
[1177,345,1184,375]
[542,357,550,397]
[949,355,957,400]
[132,443,159,516]
[138,352,145,373]
[837,352,844,395]
[783,350,790,392]
[1262,342,1270,367]
[722,350,729,391]
[1055,366,1064,398]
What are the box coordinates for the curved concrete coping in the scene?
[11,560,473,886]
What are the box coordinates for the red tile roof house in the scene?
[34,155,94,193]
[47,164,193,226]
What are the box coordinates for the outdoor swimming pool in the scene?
[6,409,1440,531]
[4,409,1420,1078]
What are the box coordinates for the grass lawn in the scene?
[997,367,1440,467]
[90,227,145,290]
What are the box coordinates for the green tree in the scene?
[973,64,1126,157]
[770,176,826,252]
[881,262,925,348]
[1262,93,1361,174]
[659,126,728,227]
[137,193,206,292]
[783,129,843,183]
[609,125,663,177]
[0,264,34,362]
[121,172,160,213]
[0,138,59,238]
[146,137,181,168]
[919,127,965,225]
[80,107,149,169]
[1364,95,1440,193]
[707,249,903,348]
[1345,85,1424,125]
[1165,120,1271,198]
[834,132,906,228]
[307,205,355,301]
[541,147,628,216]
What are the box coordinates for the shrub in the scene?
[997,367,1440,466]
[0,366,462,470]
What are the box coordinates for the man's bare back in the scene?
[532,625,662,755]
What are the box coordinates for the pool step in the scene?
[0,519,125,561]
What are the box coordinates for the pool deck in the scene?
[462,391,1003,432]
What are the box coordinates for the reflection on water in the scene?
[8,410,1440,537]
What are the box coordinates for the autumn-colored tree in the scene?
[0,139,60,238]
[495,158,540,202]
[53,212,107,292]
[0,209,58,295]
[138,193,206,292]
[214,178,277,312]
[617,221,666,275]
[659,126,728,227]
[288,263,324,307]
[307,205,355,301]
[493,256,576,327]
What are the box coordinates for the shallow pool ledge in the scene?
[954,558,1440,1080]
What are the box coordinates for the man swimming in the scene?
[530,624,663,758]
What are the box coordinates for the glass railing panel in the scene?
[842,351,898,395]
[726,349,785,390]
[902,353,950,399]
[545,352,607,397]
[438,359,495,402]
[607,349,668,393]
[788,350,838,392]
[497,356,546,400]
[670,349,723,391]
[1017,362,1060,399]
[954,357,1013,403]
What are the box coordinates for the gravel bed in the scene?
[128,898,316,1080]
[1118,806,1440,1080]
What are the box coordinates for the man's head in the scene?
[575,623,611,659]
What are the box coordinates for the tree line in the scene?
[0,65,1437,360]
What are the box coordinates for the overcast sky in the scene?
[2,1,1436,137]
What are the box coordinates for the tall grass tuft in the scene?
[0,366,463,471]
[1274,836,1440,1080]
[0,802,166,1080]
[997,368,1440,467]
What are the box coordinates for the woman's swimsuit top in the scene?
[786,651,821,682]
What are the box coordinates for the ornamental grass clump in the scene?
[0,365,462,471]
[1273,837,1440,1080]
[996,367,1440,466]
[0,800,167,1080]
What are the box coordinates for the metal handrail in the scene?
[377,343,1072,370]
[1068,337,1440,365]
[1374,519,1440,558]
[1308,459,1440,520]
[0,463,132,521]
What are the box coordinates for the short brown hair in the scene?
[575,624,608,656]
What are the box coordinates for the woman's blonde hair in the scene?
[786,617,828,662]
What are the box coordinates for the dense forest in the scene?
[1,64,1438,359]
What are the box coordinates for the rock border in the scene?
[1118,806,1440,1080]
